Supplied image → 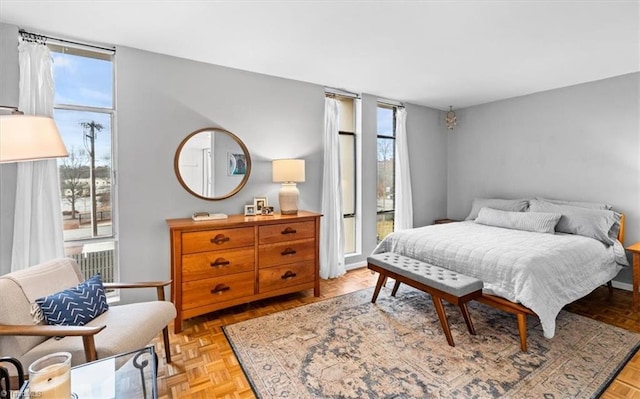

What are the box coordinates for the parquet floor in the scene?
[152,267,640,398]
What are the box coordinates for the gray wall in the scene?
[0,23,19,273]
[447,72,640,283]
[115,46,327,302]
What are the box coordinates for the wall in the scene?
[115,46,327,302]
[447,72,640,284]
[0,23,19,274]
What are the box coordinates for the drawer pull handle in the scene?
[210,258,230,268]
[211,284,230,295]
[210,234,230,245]
[281,247,297,256]
[281,271,297,280]
[281,227,297,235]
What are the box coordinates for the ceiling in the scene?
[1,1,638,110]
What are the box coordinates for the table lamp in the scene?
[272,159,305,215]
[0,112,68,163]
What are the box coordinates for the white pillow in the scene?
[475,207,561,234]
[465,198,529,221]
[528,199,620,245]
[535,197,612,210]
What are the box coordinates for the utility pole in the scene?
[81,121,103,237]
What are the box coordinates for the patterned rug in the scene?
[223,286,640,399]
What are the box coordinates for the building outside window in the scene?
[49,43,117,285]
[376,104,395,241]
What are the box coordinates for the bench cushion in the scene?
[367,252,483,297]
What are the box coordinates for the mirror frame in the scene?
[173,127,252,201]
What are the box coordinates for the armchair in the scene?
[0,258,176,376]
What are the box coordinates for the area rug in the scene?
[223,285,640,399]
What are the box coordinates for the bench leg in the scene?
[517,313,528,352]
[458,303,476,335]
[371,273,387,303]
[391,280,401,297]
[432,296,455,347]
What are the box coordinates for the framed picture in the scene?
[253,196,268,212]
[244,204,256,216]
[261,206,274,216]
[228,153,247,176]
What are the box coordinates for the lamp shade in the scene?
[0,115,68,163]
[272,159,305,183]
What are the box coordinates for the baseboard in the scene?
[611,280,633,292]
[345,260,367,271]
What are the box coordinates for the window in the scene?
[49,43,117,284]
[377,105,395,241]
[337,97,357,254]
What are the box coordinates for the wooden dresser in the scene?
[167,211,321,333]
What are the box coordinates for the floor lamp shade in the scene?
[272,159,305,215]
[0,115,68,163]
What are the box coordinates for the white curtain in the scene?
[11,39,65,271]
[394,107,413,231]
[320,97,346,279]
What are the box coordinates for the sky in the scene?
[51,49,113,167]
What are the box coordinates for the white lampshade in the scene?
[0,115,68,163]
[272,159,305,183]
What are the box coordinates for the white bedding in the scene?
[373,221,625,338]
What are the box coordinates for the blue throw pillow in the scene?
[35,275,109,326]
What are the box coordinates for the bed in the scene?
[373,198,628,351]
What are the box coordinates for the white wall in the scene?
[447,72,640,283]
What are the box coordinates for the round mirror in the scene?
[174,127,251,200]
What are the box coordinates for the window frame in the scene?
[376,104,397,241]
[48,41,119,286]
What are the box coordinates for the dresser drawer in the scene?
[182,227,254,254]
[182,248,255,282]
[259,261,315,293]
[181,271,254,310]
[258,238,316,267]
[258,221,315,245]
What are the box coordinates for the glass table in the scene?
[18,346,157,399]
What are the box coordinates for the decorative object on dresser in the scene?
[167,211,321,333]
[626,242,640,312]
[252,196,268,213]
[272,159,305,215]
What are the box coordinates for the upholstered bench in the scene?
[367,252,483,347]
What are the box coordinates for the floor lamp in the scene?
[0,107,68,163]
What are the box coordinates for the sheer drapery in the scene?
[11,39,65,271]
[394,107,413,231]
[320,97,346,279]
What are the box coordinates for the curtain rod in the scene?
[378,98,405,109]
[19,29,115,53]
[325,87,360,99]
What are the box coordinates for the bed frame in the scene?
[479,214,625,351]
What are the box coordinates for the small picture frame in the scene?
[261,206,274,216]
[244,204,256,216]
[253,196,268,212]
